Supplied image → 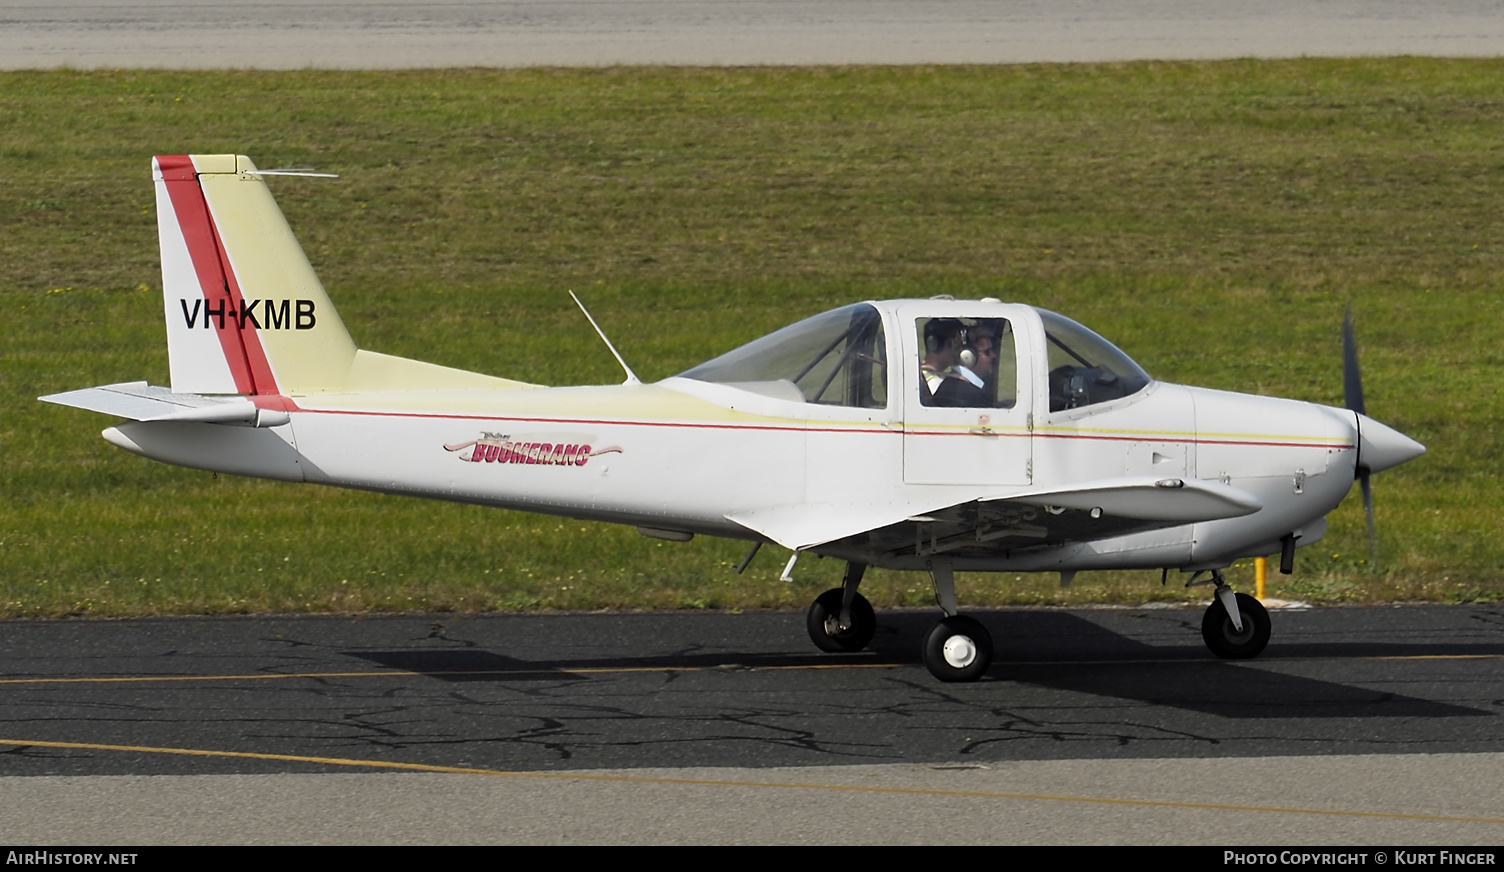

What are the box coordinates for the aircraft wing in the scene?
[726,476,1261,556]
[39,382,286,427]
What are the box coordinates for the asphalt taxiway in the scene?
[3,606,1502,843]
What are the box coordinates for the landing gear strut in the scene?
[920,561,993,682]
[806,562,876,652]
[1196,570,1271,659]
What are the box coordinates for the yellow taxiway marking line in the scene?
[1,737,1501,826]
[1367,653,1504,661]
[0,663,899,685]
[0,653,1499,686]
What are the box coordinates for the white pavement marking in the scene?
[2,0,1503,70]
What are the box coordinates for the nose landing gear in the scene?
[1193,569,1271,659]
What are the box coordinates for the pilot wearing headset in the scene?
[920,319,965,405]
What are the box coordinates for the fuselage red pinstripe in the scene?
[280,402,1352,451]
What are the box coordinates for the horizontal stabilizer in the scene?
[42,382,222,419]
[39,382,289,427]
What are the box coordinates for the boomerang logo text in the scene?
[443,433,623,467]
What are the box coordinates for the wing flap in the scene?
[726,502,946,553]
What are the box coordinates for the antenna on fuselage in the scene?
[244,168,340,178]
[569,291,642,385]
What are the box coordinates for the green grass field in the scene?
[2,60,1500,617]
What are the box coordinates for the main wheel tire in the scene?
[1201,592,1271,659]
[806,588,877,653]
[922,615,994,682]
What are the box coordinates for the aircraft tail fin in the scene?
[154,154,358,396]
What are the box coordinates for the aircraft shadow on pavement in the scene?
[871,611,1491,720]
[350,610,1492,720]
[346,647,905,681]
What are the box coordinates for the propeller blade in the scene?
[1342,305,1366,417]
[1360,467,1377,570]
[1346,306,1379,570]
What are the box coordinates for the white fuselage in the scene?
[104,301,1361,575]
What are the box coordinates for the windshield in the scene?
[1038,309,1151,412]
[679,304,888,408]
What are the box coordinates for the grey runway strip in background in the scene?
[3,1,1504,69]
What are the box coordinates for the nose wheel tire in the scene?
[806,588,877,652]
[922,615,994,682]
[1201,592,1271,659]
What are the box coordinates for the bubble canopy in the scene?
[677,302,1151,412]
[678,303,887,408]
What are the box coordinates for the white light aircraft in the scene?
[43,155,1426,682]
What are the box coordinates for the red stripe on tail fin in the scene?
[156,155,279,396]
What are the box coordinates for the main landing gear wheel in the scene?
[922,615,994,682]
[1201,592,1271,659]
[806,588,877,653]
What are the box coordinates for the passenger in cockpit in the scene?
[956,326,999,392]
[931,323,997,408]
